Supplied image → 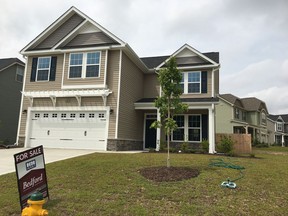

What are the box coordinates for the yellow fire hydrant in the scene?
[21,191,48,216]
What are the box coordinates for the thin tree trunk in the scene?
[167,100,171,168]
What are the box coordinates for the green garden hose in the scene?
[209,158,245,189]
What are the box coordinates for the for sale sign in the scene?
[14,146,49,209]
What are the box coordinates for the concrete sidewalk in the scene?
[0,147,145,176]
[0,148,95,176]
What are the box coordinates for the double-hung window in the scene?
[36,57,51,81]
[188,115,201,141]
[173,115,202,142]
[69,52,100,78]
[181,72,201,94]
[173,116,185,141]
[277,122,283,131]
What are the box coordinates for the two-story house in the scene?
[16,7,220,153]
[267,114,288,146]
[216,94,270,144]
[0,58,25,145]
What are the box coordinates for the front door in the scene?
[145,118,156,149]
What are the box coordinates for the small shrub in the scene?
[217,135,234,154]
[249,152,256,158]
[201,139,209,153]
[149,148,155,152]
[180,142,189,153]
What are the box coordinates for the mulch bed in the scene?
[139,166,200,182]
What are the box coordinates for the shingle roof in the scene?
[220,94,240,104]
[269,114,288,122]
[0,58,25,71]
[140,52,219,69]
[241,97,268,112]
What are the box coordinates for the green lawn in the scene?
[1,150,288,215]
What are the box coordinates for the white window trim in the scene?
[15,65,24,83]
[181,72,201,94]
[36,57,51,82]
[277,122,283,132]
[68,51,101,79]
[172,114,202,142]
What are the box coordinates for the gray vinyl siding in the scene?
[176,56,206,65]
[25,54,64,91]
[63,32,119,48]
[118,52,144,140]
[143,73,160,98]
[34,13,85,50]
[63,50,106,87]
[106,50,120,138]
[215,99,234,133]
[0,64,23,144]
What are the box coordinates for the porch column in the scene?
[208,105,215,154]
[156,109,161,151]
[282,135,284,147]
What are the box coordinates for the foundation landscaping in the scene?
[0,147,288,215]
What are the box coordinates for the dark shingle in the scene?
[0,58,25,71]
[140,52,219,69]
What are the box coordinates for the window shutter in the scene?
[201,114,208,140]
[30,57,38,82]
[49,56,57,81]
[201,71,207,93]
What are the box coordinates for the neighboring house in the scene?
[16,7,220,153]
[0,58,25,144]
[216,94,270,143]
[267,114,288,146]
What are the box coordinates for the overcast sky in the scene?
[1,0,287,114]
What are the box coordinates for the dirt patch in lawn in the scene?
[139,166,200,182]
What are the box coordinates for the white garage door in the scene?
[27,111,107,150]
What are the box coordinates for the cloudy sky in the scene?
[1,0,287,114]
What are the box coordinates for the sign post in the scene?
[14,145,49,210]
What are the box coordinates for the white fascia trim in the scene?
[20,7,78,54]
[156,44,219,70]
[115,50,122,139]
[0,62,25,72]
[71,7,125,45]
[61,84,106,90]
[177,64,220,70]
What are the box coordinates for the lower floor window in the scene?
[173,115,201,142]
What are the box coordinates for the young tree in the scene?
[151,57,188,167]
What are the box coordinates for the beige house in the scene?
[16,7,220,153]
[216,94,270,144]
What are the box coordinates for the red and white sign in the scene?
[14,145,49,209]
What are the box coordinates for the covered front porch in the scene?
[134,98,218,153]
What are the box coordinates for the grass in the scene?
[1,149,288,215]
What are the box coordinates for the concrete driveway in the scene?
[0,147,99,176]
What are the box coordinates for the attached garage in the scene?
[26,109,108,150]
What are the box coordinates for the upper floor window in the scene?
[180,71,207,94]
[277,121,283,132]
[37,57,51,81]
[242,111,247,121]
[261,111,266,125]
[234,108,240,119]
[69,52,100,79]
[30,56,57,82]
[15,65,24,83]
